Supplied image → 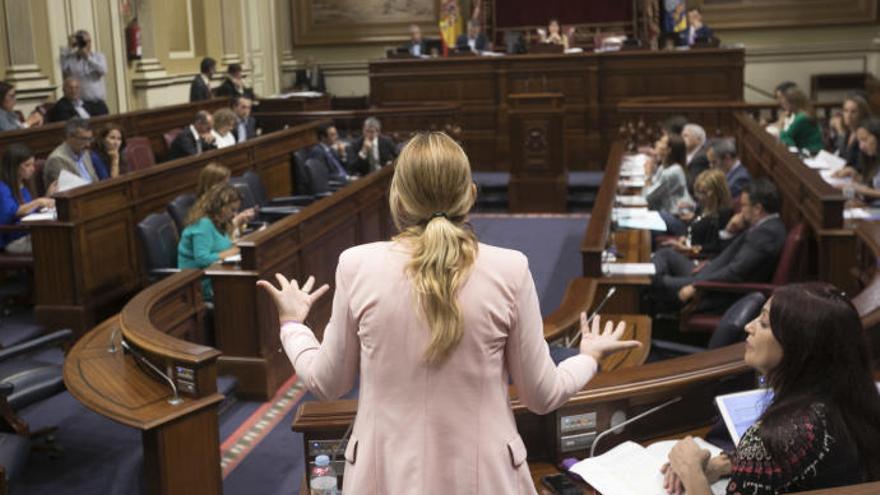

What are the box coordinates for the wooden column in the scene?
[507,93,567,213]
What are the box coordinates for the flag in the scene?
[439,0,462,56]
[662,0,687,34]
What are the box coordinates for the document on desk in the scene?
[618,178,646,188]
[222,254,241,264]
[57,169,89,192]
[818,169,851,188]
[21,209,57,222]
[601,263,656,276]
[621,154,649,177]
[616,195,648,207]
[569,438,728,495]
[803,150,846,171]
[614,209,667,231]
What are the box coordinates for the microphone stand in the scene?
[565,286,617,348]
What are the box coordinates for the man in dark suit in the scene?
[190,57,215,102]
[455,20,488,53]
[682,7,714,46]
[308,123,349,180]
[231,96,257,143]
[47,77,91,123]
[294,58,326,93]
[404,24,428,56]
[682,123,710,194]
[167,111,217,161]
[215,64,256,100]
[651,179,786,310]
[348,117,398,176]
[708,138,751,199]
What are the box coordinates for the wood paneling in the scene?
[370,49,744,171]
[702,0,877,30]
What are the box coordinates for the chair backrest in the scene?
[229,178,258,210]
[293,149,311,195]
[304,158,330,195]
[771,222,806,285]
[124,136,157,172]
[708,292,766,349]
[163,128,184,151]
[136,212,180,272]
[167,193,196,234]
[241,170,268,205]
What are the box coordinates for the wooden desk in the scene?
[0,98,229,161]
[257,94,332,113]
[64,270,224,495]
[32,122,323,337]
[369,49,744,171]
[209,165,395,399]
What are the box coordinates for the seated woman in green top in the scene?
[777,87,824,154]
[178,183,243,299]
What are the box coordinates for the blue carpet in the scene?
[470,214,589,316]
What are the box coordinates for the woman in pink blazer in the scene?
[259,132,639,494]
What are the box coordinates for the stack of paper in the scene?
[619,178,646,188]
[21,209,57,222]
[58,170,89,192]
[614,209,667,231]
[569,439,727,495]
[804,150,846,171]
[616,195,648,207]
[601,263,656,276]
[621,154,649,177]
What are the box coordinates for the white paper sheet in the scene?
[569,438,727,495]
[803,150,846,171]
[57,169,89,192]
[601,263,656,276]
[614,209,667,231]
[616,195,648,207]
[20,209,57,222]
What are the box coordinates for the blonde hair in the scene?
[694,168,732,215]
[186,183,241,234]
[196,162,231,198]
[213,108,237,132]
[390,132,478,364]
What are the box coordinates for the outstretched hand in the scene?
[579,313,641,361]
[256,274,330,324]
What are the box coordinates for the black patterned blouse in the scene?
[726,403,863,495]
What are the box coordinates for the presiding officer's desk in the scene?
[0,98,230,161]
[369,48,744,171]
[31,121,324,337]
[64,269,224,495]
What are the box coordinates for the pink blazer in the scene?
[282,241,597,494]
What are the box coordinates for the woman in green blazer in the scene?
[779,87,824,154]
[178,183,242,299]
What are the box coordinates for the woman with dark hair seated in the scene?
[662,282,880,494]
[0,144,56,253]
[830,92,872,166]
[643,133,692,217]
[832,117,880,203]
[90,123,127,180]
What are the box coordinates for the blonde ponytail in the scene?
[390,133,478,364]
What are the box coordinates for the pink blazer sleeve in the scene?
[280,253,360,400]
[506,262,597,414]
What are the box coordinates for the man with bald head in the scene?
[167,111,217,161]
[47,77,91,123]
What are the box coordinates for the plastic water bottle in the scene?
[310,455,337,495]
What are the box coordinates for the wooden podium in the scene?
[507,93,567,212]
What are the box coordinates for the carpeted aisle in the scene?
[470,213,590,316]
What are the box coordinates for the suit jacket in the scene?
[348,136,398,176]
[405,40,428,56]
[696,215,786,285]
[44,142,99,186]
[46,97,89,123]
[233,116,257,143]
[214,78,256,100]
[308,144,349,179]
[681,25,714,46]
[281,242,597,494]
[294,68,326,93]
[167,127,217,162]
[456,33,488,52]
[726,164,752,199]
[189,75,213,102]
[686,148,710,194]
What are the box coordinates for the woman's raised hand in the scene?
[257,274,330,324]
[578,313,641,361]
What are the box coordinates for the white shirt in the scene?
[212,130,236,149]
[72,99,90,119]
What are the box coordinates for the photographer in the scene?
[60,30,109,116]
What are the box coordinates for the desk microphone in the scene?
[120,338,184,406]
[588,396,682,458]
[565,286,617,348]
